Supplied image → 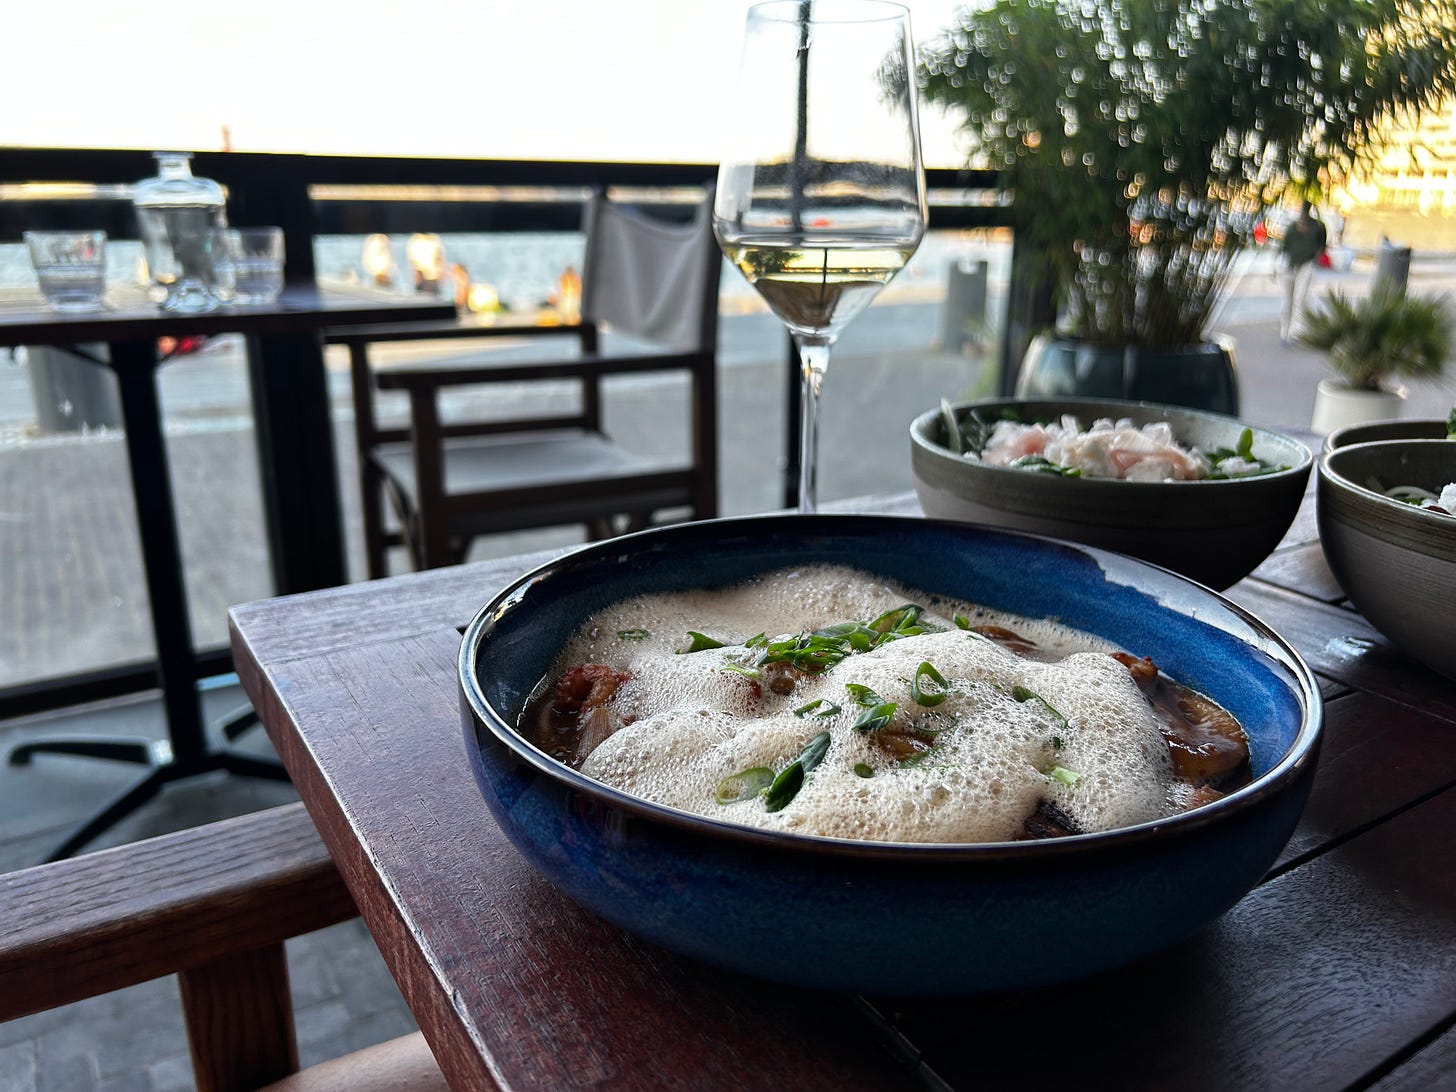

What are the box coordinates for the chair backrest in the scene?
[579,189,720,353]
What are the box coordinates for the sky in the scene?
[1,0,973,167]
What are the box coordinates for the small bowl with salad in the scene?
[1318,437,1456,682]
[910,397,1313,590]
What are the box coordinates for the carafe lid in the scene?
[135,151,224,206]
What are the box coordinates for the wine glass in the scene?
[715,0,927,513]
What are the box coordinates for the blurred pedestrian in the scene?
[1278,200,1327,345]
[362,234,396,288]
[450,262,471,310]
[408,233,447,296]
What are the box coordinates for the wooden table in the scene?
[230,490,1456,1091]
[0,284,455,859]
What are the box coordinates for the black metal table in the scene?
[0,283,455,859]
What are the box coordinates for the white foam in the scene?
[554,565,1175,844]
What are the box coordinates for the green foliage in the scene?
[1297,286,1453,390]
[918,0,1456,348]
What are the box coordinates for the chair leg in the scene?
[380,477,424,572]
[179,942,299,1092]
[360,465,391,580]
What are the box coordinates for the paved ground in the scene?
[2,250,1454,1089]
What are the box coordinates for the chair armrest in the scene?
[375,350,712,392]
[324,317,593,346]
[0,801,354,1021]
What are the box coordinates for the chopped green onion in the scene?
[815,621,881,652]
[617,628,650,640]
[679,631,725,653]
[721,662,760,678]
[793,698,842,718]
[844,683,884,706]
[898,750,944,769]
[869,604,924,639]
[761,763,804,812]
[1012,685,1070,733]
[1047,766,1083,787]
[752,632,853,673]
[911,661,951,707]
[715,767,774,804]
[797,730,832,773]
[953,613,971,630]
[851,701,898,733]
[744,633,768,648]
[854,762,874,778]
[1236,427,1254,460]
[761,731,832,812]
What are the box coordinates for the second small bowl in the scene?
[1318,439,1456,681]
[910,398,1313,590]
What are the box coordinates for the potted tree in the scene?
[1300,285,1453,433]
[918,0,1456,414]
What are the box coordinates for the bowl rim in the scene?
[1319,438,1456,527]
[911,397,1314,488]
[1322,417,1450,453]
[459,514,1323,862]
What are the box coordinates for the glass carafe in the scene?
[133,152,230,313]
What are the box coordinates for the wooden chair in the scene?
[0,803,445,1091]
[327,188,721,575]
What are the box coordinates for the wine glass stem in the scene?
[795,336,832,514]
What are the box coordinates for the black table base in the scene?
[9,738,289,862]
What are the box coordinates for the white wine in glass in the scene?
[715,0,927,512]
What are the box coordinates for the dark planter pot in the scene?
[1015,334,1240,417]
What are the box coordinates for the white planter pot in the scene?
[1310,379,1405,434]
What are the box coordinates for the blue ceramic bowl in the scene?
[459,515,1321,995]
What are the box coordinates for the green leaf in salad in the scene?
[940,398,964,457]
[1009,454,1081,477]
[1236,426,1254,460]
[944,406,1019,458]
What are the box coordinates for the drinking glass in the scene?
[24,230,108,312]
[715,0,926,512]
[228,226,286,305]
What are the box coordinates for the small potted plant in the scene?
[1300,285,1453,433]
